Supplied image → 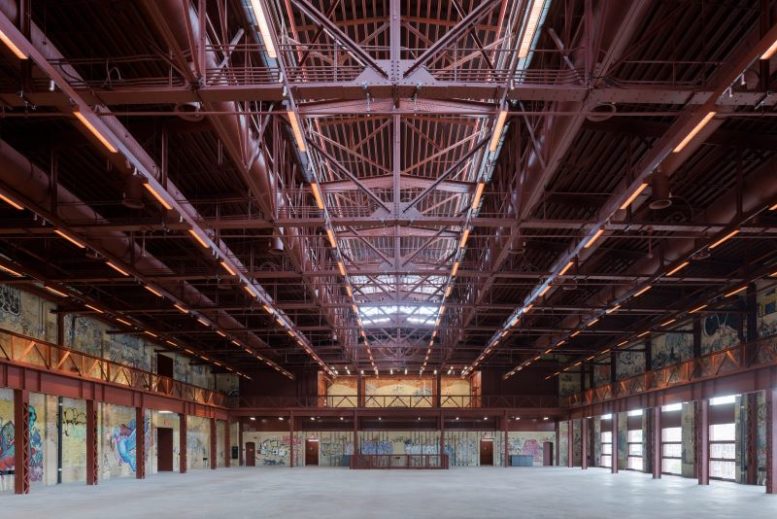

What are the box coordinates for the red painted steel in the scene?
[86,399,98,485]
[210,418,217,470]
[136,406,145,479]
[767,388,776,494]
[611,413,619,474]
[180,413,188,474]
[696,400,709,486]
[14,389,30,494]
[651,407,661,479]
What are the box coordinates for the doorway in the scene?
[157,353,174,378]
[157,427,174,472]
[305,439,319,466]
[245,442,256,466]
[480,438,494,466]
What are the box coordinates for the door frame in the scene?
[480,437,494,466]
[305,438,320,466]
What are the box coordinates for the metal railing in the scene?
[237,393,559,409]
[350,454,448,470]
[0,328,226,407]
[567,336,777,408]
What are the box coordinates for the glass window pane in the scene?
[628,444,642,456]
[601,455,611,467]
[602,444,612,455]
[710,460,735,480]
[628,429,642,442]
[662,443,682,458]
[601,431,612,443]
[710,443,736,460]
[628,457,643,471]
[709,423,735,441]
[662,458,681,474]
[662,427,681,442]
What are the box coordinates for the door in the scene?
[246,442,256,467]
[480,438,494,466]
[305,439,319,466]
[157,427,174,472]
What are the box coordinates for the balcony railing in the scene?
[567,336,777,408]
[0,328,226,407]
[237,393,559,409]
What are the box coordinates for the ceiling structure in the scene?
[0,0,777,381]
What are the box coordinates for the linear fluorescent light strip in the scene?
[0,192,24,210]
[106,261,130,277]
[249,0,277,58]
[174,304,188,314]
[689,304,708,314]
[310,182,325,210]
[517,0,546,58]
[44,285,68,298]
[73,110,117,153]
[488,110,509,153]
[188,228,210,249]
[673,111,716,153]
[326,228,337,248]
[287,111,307,152]
[724,285,747,298]
[762,37,777,60]
[220,260,237,276]
[583,228,604,249]
[471,182,486,210]
[619,182,648,210]
[666,261,689,276]
[143,183,173,210]
[558,260,574,276]
[54,229,86,249]
[709,229,739,250]
[633,285,652,297]
[0,264,22,277]
[459,228,470,249]
[145,285,163,298]
[0,27,28,59]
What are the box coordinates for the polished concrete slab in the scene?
[2,467,776,519]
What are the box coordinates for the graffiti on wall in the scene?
[0,405,44,481]
[652,332,693,370]
[109,417,151,472]
[702,313,740,354]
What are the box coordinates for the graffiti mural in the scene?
[109,416,151,473]
[507,431,555,466]
[0,404,44,481]
[616,347,645,380]
[757,282,777,339]
[651,331,693,369]
[701,313,740,354]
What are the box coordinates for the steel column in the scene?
[611,413,619,474]
[135,406,145,479]
[767,387,777,494]
[289,412,294,468]
[651,407,662,479]
[13,389,30,494]
[224,420,231,468]
[503,411,509,468]
[180,413,188,474]
[747,392,758,485]
[567,419,574,467]
[581,417,589,470]
[696,399,709,485]
[86,399,98,485]
[210,418,217,470]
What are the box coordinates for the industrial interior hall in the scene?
[0,0,776,517]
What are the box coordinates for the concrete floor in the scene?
[2,467,776,519]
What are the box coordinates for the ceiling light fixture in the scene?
[689,304,708,314]
[583,228,605,249]
[0,192,24,210]
[488,109,509,153]
[310,182,325,210]
[145,285,163,298]
[326,228,337,248]
[143,183,173,210]
[73,110,117,153]
[249,0,277,58]
[517,0,546,58]
[0,264,22,277]
[762,37,777,60]
[287,111,307,152]
[673,111,716,153]
[471,181,486,210]
[450,260,460,277]
[459,228,470,249]
[54,229,86,249]
[174,304,188,314]
[619,182,649,210]
[337,261,347,277]
[44,285,68,298]
[220,261,237,276]
[666,261,690,276]
[106,261,130,277]
[605,304,621,314]
[188,228,210,249]
[633,285,652,297]
[709,229,739,250]
[724,285,747,298]
[558,260,574,276]
[0,27,28,59]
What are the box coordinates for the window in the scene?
[601,430,612,468]
[661,427,682,475]
[709,423,735,480]
[627,429,643,471]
